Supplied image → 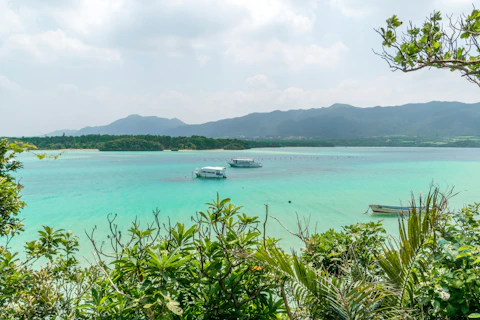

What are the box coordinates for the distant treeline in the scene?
[322,136,480,148]
[7,135,334,151]
[7,135,480,151]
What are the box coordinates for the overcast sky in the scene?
[1,0,479,136]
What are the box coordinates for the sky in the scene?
[1,0,479,136]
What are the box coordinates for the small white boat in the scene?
[228,158,262,168]
[194,166,227,178]
[369,204,426,215]
[6,159,16,165]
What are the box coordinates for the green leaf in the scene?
[456,252,472,259]
[472,257,480,264]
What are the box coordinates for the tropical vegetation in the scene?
[9,135,480,151]
[6,135,333,151]
[2,137,480,319]
[323,136,480,148]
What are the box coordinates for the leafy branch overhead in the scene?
[376,9,480,86]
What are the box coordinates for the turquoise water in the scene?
[12,147,480,256]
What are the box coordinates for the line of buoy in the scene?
[196,155,365,161]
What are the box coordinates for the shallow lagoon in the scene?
[13,147,480,256]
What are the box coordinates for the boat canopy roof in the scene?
[202,166,226,170]
[232,158,254,161]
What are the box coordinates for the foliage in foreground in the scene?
[2,138,480,319]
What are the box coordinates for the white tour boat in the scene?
[194,166,227,178]
[228,158,262,168]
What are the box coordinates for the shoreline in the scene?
[36,148,100,151]
[31,145,480,152]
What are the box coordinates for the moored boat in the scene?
[194,166,227,178]
[228,158,262,168]
[369,204,426,215]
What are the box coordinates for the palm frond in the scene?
[256,249,397,319]
[378,187,450,308]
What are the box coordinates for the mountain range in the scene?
[48,115,185,137]
[47,101,480,138]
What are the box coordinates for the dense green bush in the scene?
[414,204,480,319]
[0,140,35,237]
[302,221,386,277]
[78,196,283,319]
[223,143,245,150]
[98,137,165,151]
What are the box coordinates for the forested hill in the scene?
[46,101,480,139]
[165,101,480,138]
[11,135,333,151]
[47,115,185,136]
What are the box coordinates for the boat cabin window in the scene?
[200,169,224,175]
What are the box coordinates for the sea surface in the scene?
[11,147,480,256]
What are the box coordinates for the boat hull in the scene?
[228,162,262,168]
[369,204,425,215]
[195,173,227,178]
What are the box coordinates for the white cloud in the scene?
[196,54,210,65]
[329,0,372,18]
[0,0,327,69]
[52,0,128,36]
[226,40,348,69]
[142,35,208,58]
[227,0,316,35]
[0,75,22,92]
[0,30,122,64]
[246,74,275,88]
[433,0,475,10]
[0,0,23,35]
[283,42,348,69]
